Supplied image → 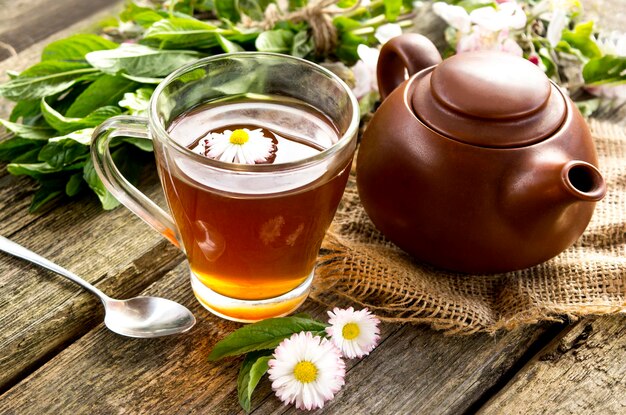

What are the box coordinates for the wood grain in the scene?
[478,315,626,415]
[0,0,121,61]
[0,259,560,415]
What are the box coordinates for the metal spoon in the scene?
[0,235,196,338]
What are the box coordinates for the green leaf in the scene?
[291,30,314,58]
[86,44,201,78]
[18,61,92,77]
[48,128,95,146]
[65,173,84,196]
[561,21,602,60]
[0,119,55,139]
[0,62,98,101]
[66,75,137,117]
[208,316,328,361]
[255,30,294,53]
[133,10,165,27]
[41,99,121,134]
[30,186,64,213]
[538,47,556,77]
[12,146,44,163]
[83,158,120,210]
[38,139,89,168]
[119,87,154,117]
[337,0,358,7]
[216,34,245,52]
[120,137,154,152]
[142,17,228,49]
[215,0,241,23]
[333,16,362,32]
[0,137,45,161]
[238,0,273,21]
[237,351,272,413]
[42,34,118,62]
[287,0,306,10]
[9,100,42,123]
[336,32,367,65]
[121,74,165,84]
[7,161,84,178]
[383,0,402,21]
[583,55,626,85]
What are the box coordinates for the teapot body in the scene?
[357,69,602,273]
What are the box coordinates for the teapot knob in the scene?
[377,33,442,100]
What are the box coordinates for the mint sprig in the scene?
[0,0,410,212]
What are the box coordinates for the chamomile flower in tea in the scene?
[192,127,277,164]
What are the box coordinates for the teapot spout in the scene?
[560,161,606,202]
[503,159,606,231]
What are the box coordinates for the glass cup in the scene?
[91,53,359,322]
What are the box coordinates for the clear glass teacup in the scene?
[91,53,359,322]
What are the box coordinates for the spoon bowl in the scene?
[0,235,196,338]
[104,296,196,338]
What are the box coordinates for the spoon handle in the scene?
[0,235,108,301]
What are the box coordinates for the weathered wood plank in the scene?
[0,258,562,415]
[0,170,185,391]
[0,0,120,61]
[478,315,626,415]
[252,324,561,415]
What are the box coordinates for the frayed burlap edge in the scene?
[311,119,626,335]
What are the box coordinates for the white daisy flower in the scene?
[326,307,381,359]
[192,127,277,164]
[268,332,346,411]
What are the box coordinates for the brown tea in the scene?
[161,97,351,308]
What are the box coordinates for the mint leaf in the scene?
[48,128,95,146]
[583,55,626,85]
[383,0,402,22]
[38,139,89,168]
[41,99,121,134]
[65,173,84,197]
[142,17,237,49]
[9,99,41,123]
[0,137,45,161]
[86,44,201,78]
[66,75,137,117]
[215,0,240,23]
[561,21,602,60]
[291,30,314,58]
[30,185,64,213]
[0,62,98,101]
[42,34,118,62]
[255,30,294,53]
[0,119,55,139]
[208,316,328,361]
[8,161,84,178]
[118,88,154,117]
[216,34,245,53]
[238,351,272,413]
[83,158,120,210]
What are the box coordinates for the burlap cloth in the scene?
[312,119,626,334]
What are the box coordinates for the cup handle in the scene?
[91,116,182,249]
[377,34,443,101]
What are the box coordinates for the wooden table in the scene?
[1,1,625,414]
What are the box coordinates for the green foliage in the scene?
[237,351,273,413]
[583,55,626,85]
[208,316,328,361]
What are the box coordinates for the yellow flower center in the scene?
[293,361,318,383]
[342,323,360,340]
[229,129,249,145]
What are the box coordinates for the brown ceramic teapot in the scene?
[356,34,607,273]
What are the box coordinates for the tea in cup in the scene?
[91,53,359,321]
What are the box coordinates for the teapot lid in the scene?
[411,51,566,148]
